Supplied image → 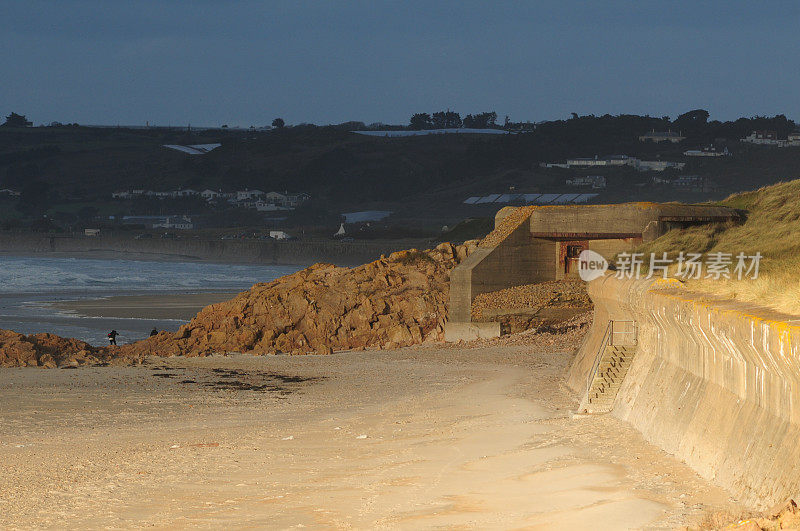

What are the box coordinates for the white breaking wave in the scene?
[0,256,296,294]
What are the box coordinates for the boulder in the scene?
[0,329,144,368]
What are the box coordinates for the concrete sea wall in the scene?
[0,232,429,266]
[569,275,800,509]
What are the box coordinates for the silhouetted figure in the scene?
[150,328,158,337]
[107,330,118,345]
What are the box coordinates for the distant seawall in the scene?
[0,233,431,267]
[569,275,800,509]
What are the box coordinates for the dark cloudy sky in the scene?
[2,1,799,127]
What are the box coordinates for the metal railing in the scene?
[585,320,637,392]
[610,320,637,347]
[586,321,613,392]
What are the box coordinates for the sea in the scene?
[0,256,298,346]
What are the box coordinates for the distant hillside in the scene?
[0,124,529,202]
[2,112,800,230]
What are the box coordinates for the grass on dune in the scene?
[634,179,800,315]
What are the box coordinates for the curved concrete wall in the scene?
[569,275,800,509]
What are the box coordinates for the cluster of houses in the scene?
[565,175,606,189]
[683,146,730,157]
[111,189,310,212]
[120,215,195,230]
[542,155,686,172]
[651,174,715,191]
[638,129,800,149]
[741,130,800,147]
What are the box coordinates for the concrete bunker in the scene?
[445,202,741,340]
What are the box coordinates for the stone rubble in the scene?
[471,280,592,333]
[117,241,480,358]
[433,310,593,353]
[0,329,143,368]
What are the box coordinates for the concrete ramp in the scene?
[568,275,800,509]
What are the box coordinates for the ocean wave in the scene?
[0,256,296,294]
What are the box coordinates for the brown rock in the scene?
[0,241,482,368]
[0,329,141,368]
[114,242,476,359]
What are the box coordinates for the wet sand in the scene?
[52,292,239,320]
[0,344,744,529]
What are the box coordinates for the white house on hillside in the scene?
[285,192,310,207]
[263,191,311,208]
[264,191,288,203]
[255,201,289,212]
[269,230,291,240]
[201,189,220,201]
[153,215,194,230]
[741,130,778,144]
[566,175,606,188]
[683,146,729,157]
[566,155,633,167]
[634,160,685,172]
[236,189,265,201]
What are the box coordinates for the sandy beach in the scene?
[52,292,240,320]
[0,342,744,529]
[0,254,294,346]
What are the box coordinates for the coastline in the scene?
[51,292,239,320]
[0,232,433,267]
[0,255,292,346]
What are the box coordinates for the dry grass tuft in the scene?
[635,179,800,315]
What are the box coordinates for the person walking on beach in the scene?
[107,330,118,345]
[150,328,158,337]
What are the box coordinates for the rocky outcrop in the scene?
[0,330,142,368]
[118,241,479,358]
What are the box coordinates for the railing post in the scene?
[586,321,613,391]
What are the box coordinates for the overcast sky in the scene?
[3,1,799,127]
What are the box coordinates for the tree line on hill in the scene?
[6,108,793,139]
[2,112,33,127]
[409,110,505,130]
[405,108,796,137]
[1,108,799,230]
